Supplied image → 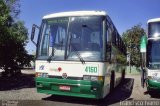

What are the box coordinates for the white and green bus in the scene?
[141,18,160,92]
[31,11,126,99]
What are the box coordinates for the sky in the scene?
[19,0,160,54]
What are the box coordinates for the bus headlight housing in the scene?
[36,72,48,78]
[148,76,160,81]
[83,75,104,81]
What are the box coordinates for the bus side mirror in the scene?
[140,35,147,67]
[140,35,147,53]
[31,24,39,46]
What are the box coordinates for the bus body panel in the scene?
[111,45,126,88]
[35,60,112,99]
[101,62,111,98]
[147,79,160,91]
[36,77,104,99]
[147,69,160,77]
[35,60,124,98]
[36,60,105,77]
[146,69,160,91]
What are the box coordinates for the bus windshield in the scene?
[148,22,160,37]
[147,39,160,69]
[38,16,104,61]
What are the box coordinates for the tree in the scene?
[0,0,31,76]
[0,0,9,26]
[4,0,20,18]
[122,25,145,67]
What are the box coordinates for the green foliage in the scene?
[117,53,127,64]
[122,25,145,67]
[0,0,31,76]
[4,0,20,18]
[0,0,9,26]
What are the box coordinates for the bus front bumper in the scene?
[36,77,104,99]
[147,79,160,92]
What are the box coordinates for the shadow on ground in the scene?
[148,91,160,98]
[42,78,134,106]
[0,73,35,91]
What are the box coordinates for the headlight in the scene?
[83,75,104,81]
[153,77,160,81]
[83,75,91,80]
[148,76,160,81]
[91,76,98,81]
[36,72,48,78]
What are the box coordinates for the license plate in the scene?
[59,85,70,91]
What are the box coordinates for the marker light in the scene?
[58,67,62,72]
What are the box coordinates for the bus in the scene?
[31,11,126,99]
[141,18,160,93]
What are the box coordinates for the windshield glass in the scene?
[37,16,104,61]
[38,17,69,60]
[67,16,103,61]
[148,22,160,37]
[147,39,160,69]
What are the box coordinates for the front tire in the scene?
[122,69,125,81]
[110,71,115,92]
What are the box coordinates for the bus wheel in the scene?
[110,71,115,92]
[122,69,125,81]
[97,98,105,102]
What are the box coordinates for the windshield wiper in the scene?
[47,42,63,62]
[69,44,85,64]
[47,48,55,62]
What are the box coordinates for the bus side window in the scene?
[41,33,49,56]
[116,32,118,46]
[106,26,111,61]
[40,24,50,56]
[112,31,116,45]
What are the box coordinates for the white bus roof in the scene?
[147,18,160,23]
[43,11,107,19]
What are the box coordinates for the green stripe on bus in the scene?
[147,79,160,89]
[36,77,104,99]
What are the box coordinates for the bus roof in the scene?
[43,11,107,19]
[147,18,160,23]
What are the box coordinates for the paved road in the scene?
[0,70,160,106]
